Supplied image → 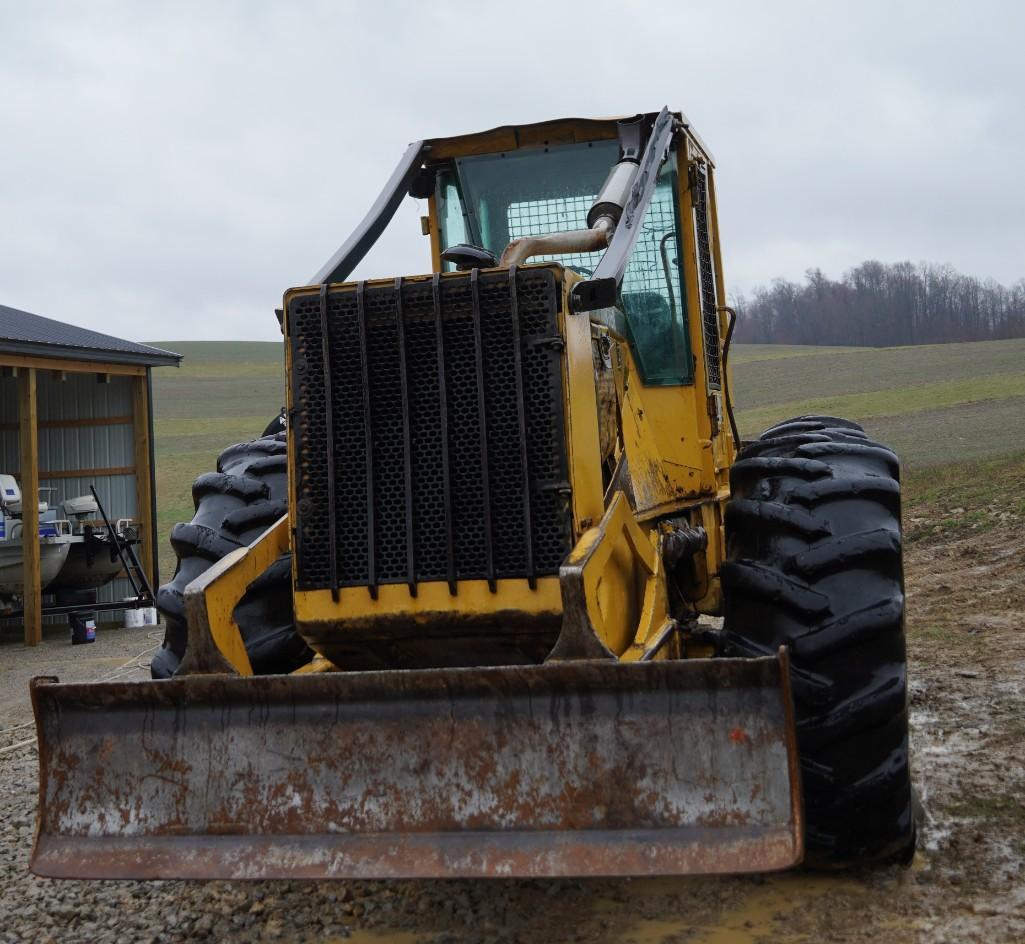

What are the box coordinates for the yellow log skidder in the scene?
[31,108,914,880]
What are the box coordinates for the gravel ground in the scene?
[0,621,161,715]
[1,510,1023,942]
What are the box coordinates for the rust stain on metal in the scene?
[29,655,802,880]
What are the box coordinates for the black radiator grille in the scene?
[289,267,572,592]
[692,164,722,389]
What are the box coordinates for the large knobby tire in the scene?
[721,415,915,867]
[151,432,311,679]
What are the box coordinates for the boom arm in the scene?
[569,107,677,312]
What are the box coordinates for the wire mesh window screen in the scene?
[617,161,692,385]
[620,186,682,301]
[505,163,692,384]
[506,194,601,273]
[504,179,681,297]
[440,141,692,385]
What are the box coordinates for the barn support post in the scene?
[132,372,155,590]
[18,367,41,646]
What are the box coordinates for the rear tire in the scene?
[721,414,915,867]
[151,432,311,679]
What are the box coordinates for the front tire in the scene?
[721,415,915,867]
[152,432,311,679]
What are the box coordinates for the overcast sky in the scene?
[2,1,1022,343]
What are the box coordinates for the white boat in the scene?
[0,474,74,608]
[46,495,140,594]
[0,536,71,596]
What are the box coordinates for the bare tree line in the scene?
[732,261,1025,346]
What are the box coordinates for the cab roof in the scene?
[424,110,714,166]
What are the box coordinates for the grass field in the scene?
[148,337,1025,579]
[730,337,1025,465]
[149,341,287,578]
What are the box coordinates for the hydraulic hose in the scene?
[719,306,741,448]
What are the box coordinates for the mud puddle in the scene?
[614,874,871,943]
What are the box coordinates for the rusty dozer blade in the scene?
[30,653,803,880]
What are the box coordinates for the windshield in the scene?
[437,141,618,273]
[436,141,692,385]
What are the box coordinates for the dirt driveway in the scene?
[0,506,1022,943]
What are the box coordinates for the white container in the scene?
[124,608,145,628]
[141,606,158,625]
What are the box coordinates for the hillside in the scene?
[731,337,1025,465]
[148,337,1025,577]
[149,341,287,578]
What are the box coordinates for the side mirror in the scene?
[440,244,499,271]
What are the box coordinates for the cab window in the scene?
[436,142,692,384]
[618,154,692,385]
[438,140,618,273]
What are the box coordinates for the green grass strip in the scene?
[730,344,872,363]
[737,372,1025,435]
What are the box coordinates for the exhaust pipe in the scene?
[498,215,617,268]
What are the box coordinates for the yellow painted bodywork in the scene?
[195,111,736,669]
[560,276,605,532]
[613,339,710,513]
[560,491,675,661]
[294,577,561,628]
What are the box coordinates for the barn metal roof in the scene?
[0,303,181,367]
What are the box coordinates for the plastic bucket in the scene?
[124,608,145,628]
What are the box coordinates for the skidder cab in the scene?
[30,109,914,881]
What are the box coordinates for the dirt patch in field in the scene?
[1,487,1023,942]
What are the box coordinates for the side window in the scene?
[437,172,468,271]
[618,156,693,385]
